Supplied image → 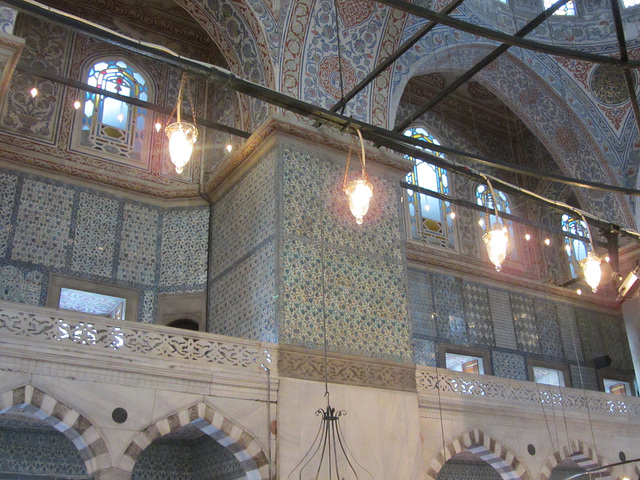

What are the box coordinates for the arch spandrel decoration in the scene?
[426,428,530,480]
[539,439,615,480]
[122,402,269,480]
[0,384,111,476]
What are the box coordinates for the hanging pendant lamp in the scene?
[343,129,373,225]
[165,72,198,174]
[481,177,509,272]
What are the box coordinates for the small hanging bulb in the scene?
[605,255,611,263]
[73,100,81,110]
[581,251,602,293]
[524,233,531,241]
[449,211,456,220]
[576,288,582,295]
[544,238,551,246]
[117,112,124,123]
[226,144,233,153]
[483,223,509,272]
[30,87,38,98]
[345,178,373,225]
[155,122,162,133]
[478,218,485,227]
[565,244,572,254]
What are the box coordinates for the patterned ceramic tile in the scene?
[0,264,43,305]
[282,143,405,263]
[11,179,74,269]
[556,304,583,362]
[432,273,467,344]
[0,427,89,477]
[132,441,191,480]
[139,289,157,324]
[0,171,18,259]
[210,240,277,342]
[0,6,16,34]
[598,314,633,370]
[408,268,435,338]
[510,294,541,354]
[71,192,120,278]
[491,350,527,381]
[210,148,276,278]
[576,309,605,362]
[463,283,494,346]
[117,203,161,285]
[192,436,243,480]
[413,338,436,367]
[570,364,599,391]
[160,207,208,288]
[280,237,411,362]
[534,298,564,360]
[438,459,503,480]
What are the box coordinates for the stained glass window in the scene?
[543,0,576,15]
[403,127,455,250]
[78,59,151,161]
[561,214,589,278]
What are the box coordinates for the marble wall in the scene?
[0,167,209,323]
[409,268,633,390]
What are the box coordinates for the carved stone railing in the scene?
[416,367,640,417]
[0,301,271,373]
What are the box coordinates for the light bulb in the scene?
[450,212,456,220]
[73,100,81,110]
[576,289,582,295]
[581,251,602,293]
[117,112,124,123]
[226,144,233,153]
[524,233,531,241]
[565,244,572,254]
[605,256,610,263]
[483,225,509,272]
[166,122,198,174]
[544,238,551,246]
[30,87,38,97]
[478,218,485,227]
[345,178,373,225]
[155,122,162,133]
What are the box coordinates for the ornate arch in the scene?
[426,428,530,480]
[539,439,614,480]
[0,384,110,476]
[122,402,269,480]
[388,41,634,229]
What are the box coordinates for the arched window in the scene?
[543,0,575,15]
[74,58,153,162]
[403,127,455,250]
[561,214,589,278]
[476,184,511,229]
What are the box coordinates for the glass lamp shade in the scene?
[580,251,602,293]
[345,178,373,225]
[165,122,198,174]
[483,226,509,272]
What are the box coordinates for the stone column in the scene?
[622,295,640,393]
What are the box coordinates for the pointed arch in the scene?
[0,384,110,476]
[121,402,269,480]
[539,439,614,480]
[426,428,530,480]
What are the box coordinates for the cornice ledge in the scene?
[277,344,416,392]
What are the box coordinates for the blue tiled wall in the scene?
[0,167,209,323]
[0,427,89,479]
[409,268,633,390]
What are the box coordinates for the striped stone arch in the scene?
[121,402,269,480]
[0,384,110,476]
[539,439,614,480]
[426,428,530,480]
